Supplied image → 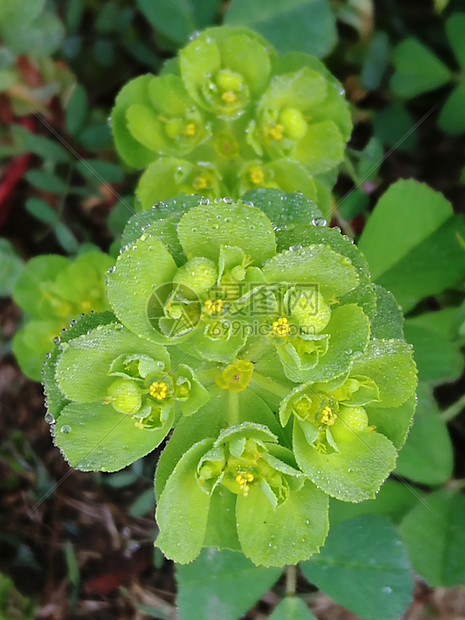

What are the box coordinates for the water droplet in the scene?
[53,336,60,344]
[382,586,393,594]
[61,425,71,434]
[45,412,54,424]
[312,218,327,227]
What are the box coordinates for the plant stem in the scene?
[286,564,297,596]
[251,372,289,399]
[441,393,465,422]
[228,391,239,426]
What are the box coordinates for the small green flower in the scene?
[13,251,112,381]
[156,423,328,566]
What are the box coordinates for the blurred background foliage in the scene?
[1,0,465,618]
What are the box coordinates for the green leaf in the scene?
[66,83,88,137]
[358,180,465,311]
[293,422,397,502]
[301,515,414,620]
[129,488,156,517]
[262,246,359,300]
[404,311,464,384]
[107,233,178,342]
[156,439,214,563]
[438,83,465,135]
[269,597,317,620]
[0,238,23,297]
[136,0,220,46]
[111,75,157,168]
[13,319,63,382]
[13,254,69,316]
[446,13,465,71]
[25,170,67,194]
[178,201,276,265]
[225,0,336,58]
[2,10,64,56]
[55,401,171,471]
[42,312,116,419]
[329,480,421,527]
[400,490,465,587]
[25,198,58,224]
[55,323,169,403]
[76,159,124,184]
[395,384,453,485]
[54,223,79,254]
[351,340,417,409]
[176,548,282,620]
[373,104,418,152]
[0,0,45,29]
[11,124,70,164]
[370,285,404,340]
[365,395,416,452]
[236,480,329,566]
[390,38,451,98]
[361,32,390,91]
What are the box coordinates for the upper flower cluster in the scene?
[111,27,352,211]
[43,190,417,567]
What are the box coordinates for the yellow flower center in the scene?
[272,317,291,337]
[320,405,336,426]
[203,298,224,315]
[221,90,237,103]
[235,471,254,496]
[268,123,284,141]
[184,122,197,137]
[215,360,254,393]
[249,166,265,185]
[149,381,169,401]
[193,175,208,191]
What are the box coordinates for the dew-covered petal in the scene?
[156,438,214,563]
[293,422,397,502]
[55,401,171,472]
[107,233,178,342]
[236,480,329,566]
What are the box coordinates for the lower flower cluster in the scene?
[43,190,417,566]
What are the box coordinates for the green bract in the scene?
[13,251,113,381]
[44,190,417,567]
[111,26,351,208]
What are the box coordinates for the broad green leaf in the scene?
[395,384,453,485]
[236,480,329,566]
[358,180,465,311]
[262,246,359,300]
[365,395,416,452]
[76,159,124,184]
[203,488,241,552]
[55,323,169,403]
[446,13,465,71]
[361,32,390,91]
[350,340,417,409]
[373,104,418,152]
[25,170,66,194]
[390,38,451,98]
[156,439,214,563]
[107,233,178,342]
[225,0,336,58]
[66,83,88,136]
[242,189,322,252]
[55,401,170,471]
[330,480,421,527]
[2,10,64,56]
[438,83,465,135]
[400,490,465,587]
[54,223,79,254]
[178,201,276,264]
[370,285,404,340]
[404,311,463,384]
[293,422,397,502]
[42,312,116,419]
[111,75,157,168]
[269,597,317,620]
[0,238,23,297]
[301,515,414,620]
[0,0,45,29]
[176,548,281,620]
[25,198,58,224]
[136,0,220,46]
[11,124,70,164]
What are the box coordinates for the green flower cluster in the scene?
[43,190,417,566]
[111,26,351,211]
[13,251,112,381]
